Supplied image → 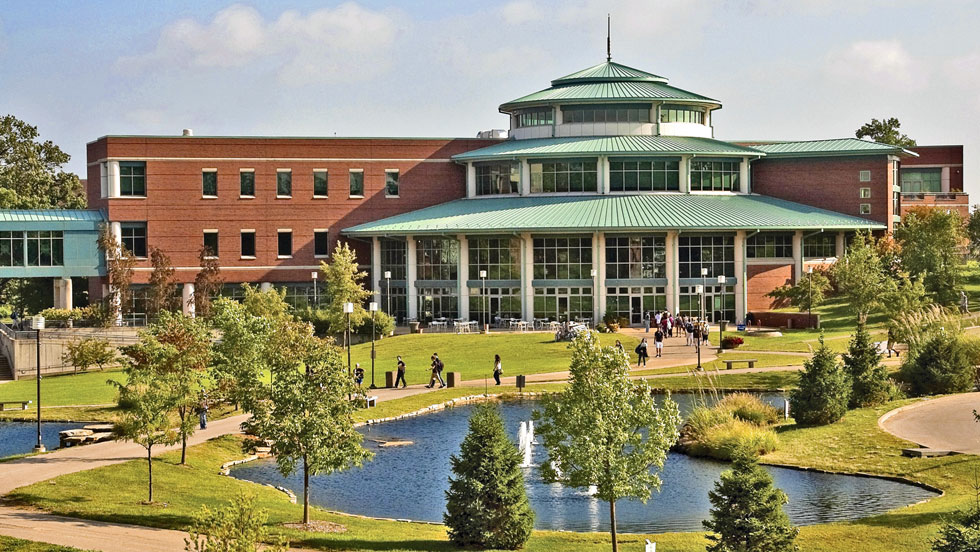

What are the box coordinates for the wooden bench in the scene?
[365,395,378,408]
[723,359,757,370]
[0,400,32,411]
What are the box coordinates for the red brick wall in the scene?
[86,136,497,285]
[904,145,964,192]
[750,155,894,230]
[746,263,793,311]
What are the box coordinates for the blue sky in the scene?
[1,0,978,198]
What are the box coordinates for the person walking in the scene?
[654,327,664,358]
[492,354,503,385]
[354,363,365,386]
[886,328,900,358]
[961,290,970,314]
[426,353,446,388]
[198,394,208,430]
[644,312,650,333]
[394,355,407,388]
[686,319,695,346]
[615,339,624,353]
[701,320,711,347]
[635,338,649,367]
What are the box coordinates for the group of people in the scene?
[610,311,715,367]
[354,352,504,389]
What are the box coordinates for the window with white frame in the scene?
[203,230,218,257]
[276,170,292,197]
[349,170,364,197]
[313,170,328,197]
[202,169,217,197]
[859,170,871,182]
[860,187,871,198]
[385,170,399,197]
[860,203,871,215]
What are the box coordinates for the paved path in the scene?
[880,392,980,454]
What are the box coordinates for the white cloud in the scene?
[500,1,543,25]
[824,39,921,88]
[0,17,6,56]
[116,3,402,85]
[943,52,980,112]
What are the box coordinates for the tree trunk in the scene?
[147,446,153,503]
[179,407,187,465]
[303,454,310,525]
[609,499,618,552]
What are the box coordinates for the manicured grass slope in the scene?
[0,537,91,552]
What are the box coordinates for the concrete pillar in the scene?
[182,283,195,318]
[100,163,108,198]
[466,163,477,198]
[599,156,610,194]
[678,157,690,193]
[520,159,531,196]
[107,161,121,198]
[406,236,418,320]
[739,157,750,194]
[521,232,534,321]
[665,231,678,313]
[371,237,382,306]
[836,232,846,258]
[592,232,603,321]
[942,167,951,193]
[259,282,272,292]
[110,221,122,246]
[63,278,73,311]
[734,230,746,323]
[458,235,469,320]
[792,231,804,283]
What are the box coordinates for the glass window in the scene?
[530,160,598,193]
[121,222,147,258]
[803,234,836,258]
[604,236,665,278]
[605,287,667,322]
[561,104,651,124]
[240,171,255,196]
[25,231,63,267]
[380,238,407,281]
[416,238,458,281]
[349,170,364,197]
[277,231,292,257]
[380,284,407,323]
[385,170,399,197]
[203,231,218,257]
[0,231,24,266]
[417,287,458,321]
[532,286,593,321]
[202,171,217,196]
[468,237,521,280]
[470,286,522,323]
[240,231,255,257]
[860,203,871,215]
[900,168,942,193]
[678,235,734,278]
[532,237,593,279]
[516,108,554,127]
[277,170,292,196]
[860,187,871,198]
[313,170,328,196]
[746,233,793,258]
[475,163,519,195]
[609,159,680,191]
[859,170,871,182]
[276,283,318,309]
[314,230,329,257]
[690,160,740,192]
[659,104,705,124]
[119,162,146,196]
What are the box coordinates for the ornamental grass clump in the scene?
[681,393,781,460]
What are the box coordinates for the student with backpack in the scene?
[394,356,407,388]
[492,354,503,385]
[635,338,649,367]
[426,353,446,388]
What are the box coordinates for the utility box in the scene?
[446,371,462,387]
[385,371,396,388]
[516,375,526,390]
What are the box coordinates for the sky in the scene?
[1,0,978,198]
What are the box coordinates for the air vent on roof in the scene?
[182,128,194,136]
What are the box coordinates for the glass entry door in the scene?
[630,296,643,324]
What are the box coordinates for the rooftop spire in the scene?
[606,14,611,62]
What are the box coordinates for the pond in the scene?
[231,395,938,533]
[0,420,87,458]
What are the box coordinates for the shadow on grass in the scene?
[292,536,456,551]
[852,510,945,529]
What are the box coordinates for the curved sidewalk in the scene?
[879,392,980,454]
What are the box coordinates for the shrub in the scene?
[766,270,831,312]
[720,336,744,349]
[445,404,534,549]
[717,393,780,426]
[602,309,619,325]
[618,316,630,328]
[595,322,608,333]
[899,332,977,396]
[790,336,851,426]
[686,406,734,440]
[356,310,395,339]
[294,307,331,336]
[933,504,980,552]
[607,323,620,332]
[39,308,73,321]
[844,323,899,407]
[688,419,779,460]
[184,491,287,552]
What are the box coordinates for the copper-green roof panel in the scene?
[551,61,668,85]
[746,138,917,158]
[501,80,719,111]
[342,195,884,236]
[452,136,764,162]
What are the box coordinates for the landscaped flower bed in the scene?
[721,336,744,349]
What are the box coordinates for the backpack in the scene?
[634,344,643,355]
[436,359,444,372]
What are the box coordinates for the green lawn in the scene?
[644,370,800,392]
[631,352,806,378]
[0,369,124,407]
[0,537,91,552]
[348,331,640,386]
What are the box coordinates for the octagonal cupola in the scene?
[500,60,721,140]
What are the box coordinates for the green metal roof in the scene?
[452,136,763,162]
[0,209,106,223]
[551,62,668,85]
[745,138,916,158]
[343,194,884,236]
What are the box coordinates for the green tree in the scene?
[0,114,86,209]
[445,404,534,549]
[0,278,52,316]
[766,270,831,313]
[899,331,975,396]
[193,247,222,319]
[534,331,681,552]
[320,241,372,339]
[113,341,180,503]
[895,207,964,304]
[147,247,178,318]
[967,208,980,260]
[184,492,288,552]
[98,224,136,324]
[789,336,851,426]
[843,324,896,408]
[854,117,916,148]
[703,452,799,552]
[832,231,887,323]
[882,272,927,336]
[62,337,116,375]
[243,319,372,525]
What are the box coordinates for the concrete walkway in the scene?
[879,392,980,454]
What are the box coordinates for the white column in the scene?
[182,283,195,318]
[521,232,534,321]
[792,231,804,283]
[458,235,470,320]
[259,282,272,292]
[406,236,418,320]
[63,278,73,311]
[371,237,382,305]
[678,156,690,193]
[739,157,750,194]
[466,163,477,198]
[100,163,108,198]
[107,161,121,198]
[836,232,846,258]
[110,221,122,246]
[520,159,531,196]
[592,232,603,321]
[734,230,746,322]
[665,231,678,313]
[599,156,610,194]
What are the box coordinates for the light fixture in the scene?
[343,302,354,313]
[369,302,378,312]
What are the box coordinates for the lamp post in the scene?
[479,270,487,333]
[311,271,318,307]
[807,266,813,329]
[33,315,45,452]
[695,285,703,372]
[343,302,354,399]
[717,275,726,345]
[590,268,597,327]
[368,302,378,389]
[700,267,708,322]
[383,270,392,318]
